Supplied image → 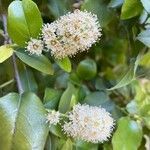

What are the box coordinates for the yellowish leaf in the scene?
[0,45,13,63]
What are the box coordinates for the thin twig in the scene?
[12,54,24,94]
[0,79,14,89]
[1,14,23,94]
[1,14,9,44]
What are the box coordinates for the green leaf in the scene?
[69,72,81,86]
[61,139,73,150]
[49,124,65,138]
[103,143,112,150]
[133,80,150,128]
[76,59,97,80]
[43,88,62,109]
[55,72,69,89]
[0,45,13,63]
[110,70,134,90]
[44,134,52,150]
[109,69,134,90]
[82,91,123,119]
[7,0,42,46]
[137,29,150,47]
[140,51,150,68]
[121,0,143,19]
[139,10,148,24]
[108,54,141,90]
[141,0,150,13]
[75,140,98,150]
[18,63,38,92]
[126,100,139,115]
[58,83,75,113]
[81,0,115,27]
[82,91,110,106]
[108,0,124,8]
[143,116,150,129]
[95,78,106,91]
[0,92,48,149]
[15,50,54,75]
[112,117,143,150]
[45,134,59,150]
[48,0,73,18]
[55,57,71,73]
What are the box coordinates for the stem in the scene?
[1,14,9,44]
[1,14,23,94]
[12,54,24,94]
[0,79,14,89]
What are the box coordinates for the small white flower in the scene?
[63,104,115,143]
[42,10,102,59]
[26,38,43,55]
[46,110,61,126]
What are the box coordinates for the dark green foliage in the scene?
[0,0,150,149]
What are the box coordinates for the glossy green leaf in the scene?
[81,0,115,27]
[48,0,73,18]
[0,92,48,149]
[55,57,71,73]
[112,117,143,150]
[140,51,150,68]
[82,91,123,119]
[43,88,62,109]
[61,139,72,150]
[133,80,150,129]
[137,29,150,47]
[126,100,139,115]
[49,124,65,138]
[121,0,143,19]
[77,59,97,80]
[95,78,106,91]
[139,10,148,24]
[75,140,98,150]
[15,50,54,75]
[139,101,150,129]
[69,72,81,86]
[44,134,52,150]
[7,0,42,46]
[108,68,135,90]
[108,54,141,90]
[141,0,150,13]
[18,63,38,92]
[103,143,112,150]
[55,72,69,89]
[108,0,124,8]
[58,83,75,113]
[0,45,13,63]
[82,91,110,106]
[143,116,150,129]
[45,134,59,150]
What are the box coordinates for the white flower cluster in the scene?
[63,104,114,143]
[46,104,114,143]
[26,38,43,55]
[46,110,61,126]
[26,10,101,59]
